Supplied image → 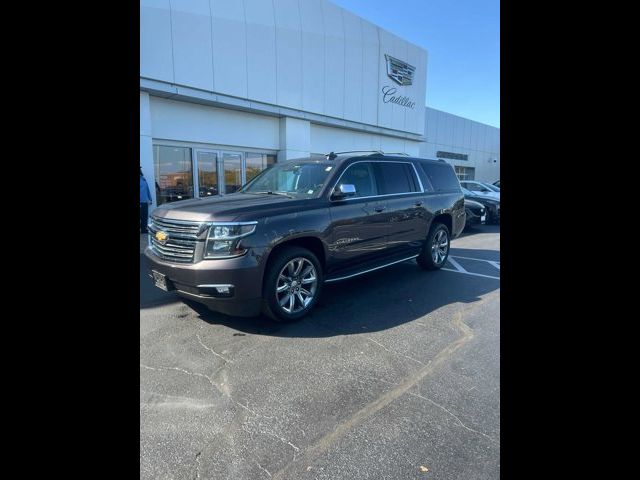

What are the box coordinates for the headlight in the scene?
[204,222,257,259]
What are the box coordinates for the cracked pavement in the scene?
[140,224,500,479]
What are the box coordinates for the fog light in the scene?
[199,284,234,298]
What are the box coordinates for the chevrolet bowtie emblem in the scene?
[155,231,168,243]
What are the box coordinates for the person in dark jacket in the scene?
[140,166,153,233]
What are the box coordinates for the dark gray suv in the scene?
[145,153,465,322]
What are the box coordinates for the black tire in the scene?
[417,223,450,270]
[261,246,323,322]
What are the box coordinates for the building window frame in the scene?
[454,165,475,181]
[152,140,277,203]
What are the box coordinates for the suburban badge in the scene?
[155,231,168,243]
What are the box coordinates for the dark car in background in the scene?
[462,187,500,224]
[145,153,465,322]
[464,199,486,228]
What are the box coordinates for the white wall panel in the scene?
[405,43,425,135]
[150,97,279,149]
[391,34,408,131]
[376,28,394,129]
[274,0,303,109]
[433,110,445,145]
[171,0,214,90]
[453,116,464,147]
[415,47,428,134]
[300,0,325,114]
[469,120,479,151]
[322,1,345,118]
[425,107,437,142]
[422,108,500,181]
[140,92,152,137]
[479,124,488,152]
[343,10,363,123]
[140,0,174,82]
[141,0,428,134]
[310,124,419,156]
[244,0,277,104]
[444,113,455,146]
[361,20,379,126]
[380,135,405,153]
[210,0,248,98]
[462,117,471,147]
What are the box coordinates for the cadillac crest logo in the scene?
[384,54,416,86]
[155,231,168,243]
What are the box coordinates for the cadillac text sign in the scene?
[381,54,417,109]
[381,86,416,109]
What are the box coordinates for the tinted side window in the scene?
[339,162,377,198]
[421,163,461,192]
[373,162,418,195]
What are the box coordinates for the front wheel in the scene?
[417,223,450,270]
[261,246,323,322]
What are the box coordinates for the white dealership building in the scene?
[140,0,499,207]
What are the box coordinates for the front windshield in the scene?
[241,161,334,198]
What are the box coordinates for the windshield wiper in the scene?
[246,190,294,198]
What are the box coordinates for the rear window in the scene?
[421,162,461,192]
[373,162,418,195]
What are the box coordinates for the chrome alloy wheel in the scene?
[431,229,449,264]
[275,257,318,314]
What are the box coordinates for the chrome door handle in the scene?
[374,206,386,212]
[414,201,423,207]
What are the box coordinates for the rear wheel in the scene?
[262,246,323,322]
[417,223,450,270]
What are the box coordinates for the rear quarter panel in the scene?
[422,191,465,238]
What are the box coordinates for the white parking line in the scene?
[442,255,501,280]
[441,268,500,280]
[450,255,500,266]
[447,257,468,273]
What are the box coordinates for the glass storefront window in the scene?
[152,144,277,199]
[245,153,276,182]
[197,151,219,197]
[223,152,243,194]
[455,166,475,181]
[153,146,193,206]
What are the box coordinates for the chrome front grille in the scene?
[148,217,208,263]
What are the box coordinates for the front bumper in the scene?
[465,212,486,225]
[144,246,267,317]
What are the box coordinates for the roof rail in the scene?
[383,152,410,156]
[325,150,384,160]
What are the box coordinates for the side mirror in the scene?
[332,183,356,199]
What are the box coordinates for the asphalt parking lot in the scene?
[140,224,500,479]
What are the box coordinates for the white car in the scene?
[459,181,500,199]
